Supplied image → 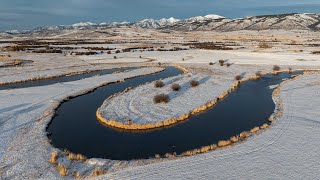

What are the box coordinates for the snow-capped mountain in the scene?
[32,21,131,32]
[167,13,320,31]
[186,14,225,22]
[7,13,320,34]
[132,17,180,29]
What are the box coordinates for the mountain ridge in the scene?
[4,13,320,34]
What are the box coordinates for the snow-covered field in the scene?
[0,53,141,84]
[99,73,320,179]
[88,49,320,66]
[0,67,164,178]
[1,28,320,179]
[97,63,292,127]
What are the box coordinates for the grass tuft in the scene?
[57,163,68,176]
[49,151,59,164]
[91,168,107,177]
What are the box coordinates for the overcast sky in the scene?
[1,0,320,31]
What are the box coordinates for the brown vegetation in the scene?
[49,151,59,164]
[154,80,165,88]
[255,72,262,77]
[90,168,107,177]
[239,131,250,140]
[171,83,181,91]
[209,62,214,65]
[64,150,87,161]
[258,42,272,48]
[190,80,199,87]
[217,140,232,147]
[273,65,281,71]
[235,75,242,81]
[154,94,170,103]
[219,60,224,66]
[57,163,68,176]
[187,42,233,50]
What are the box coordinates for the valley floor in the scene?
[1,29,320,179]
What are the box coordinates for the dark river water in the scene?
[46,68,302,160]
[0,67,135,90]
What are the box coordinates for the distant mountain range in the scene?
[3,13,320,35]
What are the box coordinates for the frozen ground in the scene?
[0,52,139,84]
[98,64,293,126]
[98,73,320,179]
[1,29,320,179]
[0,67,164,179]
[84,49,320,66]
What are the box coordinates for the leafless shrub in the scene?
[154,80,165,88]
[273,65,280,71]
[190,80,199,87]
[114,56,117,59]
[154,94,170,103]
[226,63,231,67]
[209,62,214,65]
[219,60,224,66]
[255,72,262,77]
[235,75,242,81]
[171,83,181,91]
[115,50,121,53]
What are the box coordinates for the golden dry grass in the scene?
[230,135,239,143]
[260,123,269,129]
[57,163,68,176]
[239,131,251,140]
[72,171,82,179]
[217,140,232,147]
[90,168,107,177]
[49,151,59,164]
[64,150,87,161]
[250,126,260,133]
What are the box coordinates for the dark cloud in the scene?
[0,0,319,31]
